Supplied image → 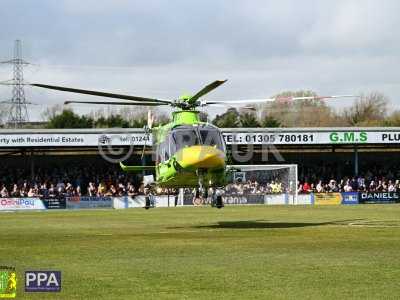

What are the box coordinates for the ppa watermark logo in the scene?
[0,266,17,298]
[25,271,61,292]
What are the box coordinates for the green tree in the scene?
[261,115,281,127]
[240,112,260,127]
[212,108,240,128]
[46,109,94,128]
[130,115,148,128]
[95,114,130,128]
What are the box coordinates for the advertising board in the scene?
[297,194,313,205]
[222,130,400,145]
[66,196,112,209]
[358,192,400,204]
[41,198,66,209]
[0,198,46,210]
[0,133,149,147]
[264,194,287,205]
[2,129,400,148]
[314,193,343,205]
[341,192,359,205]
[222,194,265,205]
[112,195,176,208]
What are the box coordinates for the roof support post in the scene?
[354,146,358,177]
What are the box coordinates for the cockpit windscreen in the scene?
[170,125,225,153]
[199,128,224,151]
[172,129,200,151]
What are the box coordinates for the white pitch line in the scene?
[348,221,400,228]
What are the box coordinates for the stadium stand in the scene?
[1,162,399,197]
[1,127,400,197]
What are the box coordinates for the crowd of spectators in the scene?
[225,180,284,194]
[1,162,400,198]
[0,165,156,198]
[298,177,400,193]
[298,163,400,193]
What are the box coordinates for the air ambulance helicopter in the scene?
[32,80,356,208]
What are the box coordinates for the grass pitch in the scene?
[2,205,400,299]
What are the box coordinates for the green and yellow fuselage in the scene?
[156,144,226,188]
[121,109,228,188]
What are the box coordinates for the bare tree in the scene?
[0,104,10,126]
[118,106,170,127]
[343,92,388,126]
[118,106,147,124]
[41,104,63,122]
[261,90,343,127]
[383,110,400,126]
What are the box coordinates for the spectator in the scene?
[97,182,106,196]
[388,180,395,192]
[76,185,82,196]
[350,178,358,191]
[48,184,56,197]
[297,183,303,194]
[316,180,324,193]
[0,186,9,197]
[27,185,41,197]
[302,181,311,193]
[10,184,19,197]
[343,180,353,192]
[127,183,137,197]
[88,182,97,197]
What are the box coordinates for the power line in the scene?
[0,40,32,128]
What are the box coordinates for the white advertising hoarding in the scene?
[222,131,400,145]
[0,133,151,147]
[0,198,46,210]
[1,130,400,147]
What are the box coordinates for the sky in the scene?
[0,0,399,121]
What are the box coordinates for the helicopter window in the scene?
[164,141,170,160]
[156,143,163,163]
[199,129,224,151]
[156,141,170,163]
[172,129,200,151]
[168,134,176,155]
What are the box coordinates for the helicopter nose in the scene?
[175,145,225,169]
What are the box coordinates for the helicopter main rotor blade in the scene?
[205,95,358,105]
[31,83,172,104]
[189,80,228,103]
[206,98,275,105]
[64,100,166,106]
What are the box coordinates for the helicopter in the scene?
[32,80,356,208]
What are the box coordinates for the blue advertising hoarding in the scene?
[341,192,359,205]
[358,192,400,204]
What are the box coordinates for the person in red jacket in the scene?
[302,181,311,193]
